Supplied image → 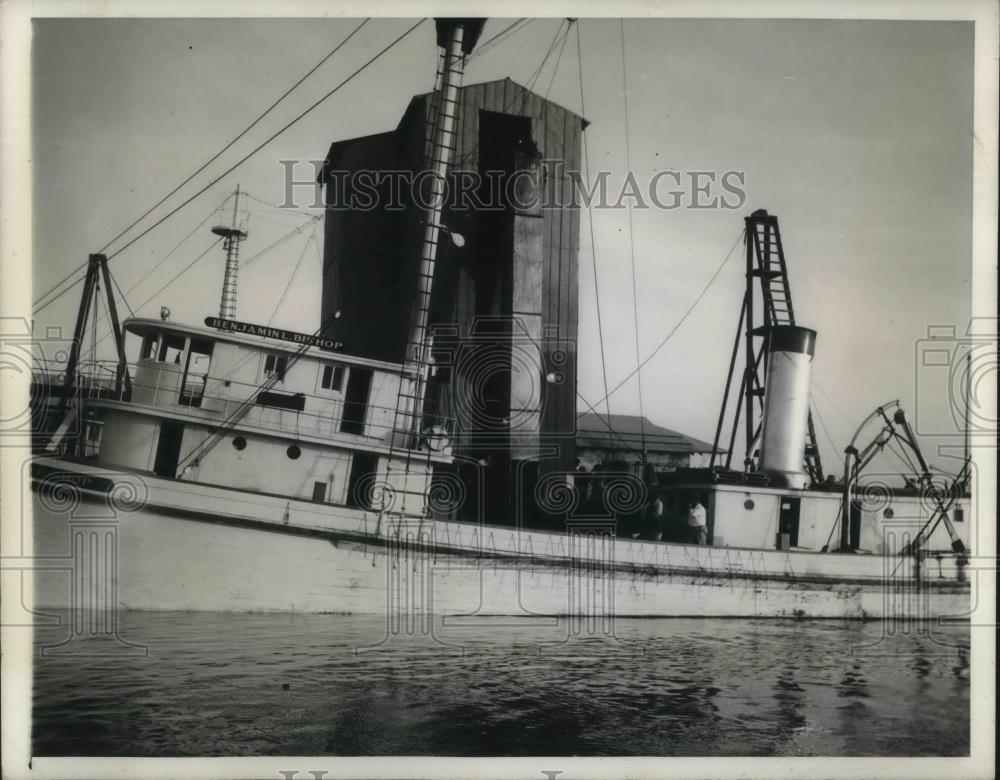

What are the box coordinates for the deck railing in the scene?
[32,359,455,449]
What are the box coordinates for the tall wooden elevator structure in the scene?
[319,78,586,526]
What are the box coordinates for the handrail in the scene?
[32,357,456,445]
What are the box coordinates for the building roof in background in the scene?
[576,412,720,455]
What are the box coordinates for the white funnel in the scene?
[759,325,816,489]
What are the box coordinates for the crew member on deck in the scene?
[688,496,707,545]
[648,495,664,541]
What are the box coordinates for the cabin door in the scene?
[153,420,185,478]
[777,497,801,549]
[345,452,378,509]
[849,500,862,550]
[340,368,372,435]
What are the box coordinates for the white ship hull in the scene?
[29,457,971,620]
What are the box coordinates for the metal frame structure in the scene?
[839,400,968,555]
[59,253,132,418]
[710,210,824,483]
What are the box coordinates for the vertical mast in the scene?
[399,19,482,437]
[743,221,755,469]
[213,185,248,320]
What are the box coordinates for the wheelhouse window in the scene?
[157,334,186,365]
[319,362,345,392]
[179,338,214,407]
[263,353,288,383]
[141,333,161,360]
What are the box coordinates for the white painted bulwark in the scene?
[666,482,969,554]
[34,316,970,621]
[31,457,971,619]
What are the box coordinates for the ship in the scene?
[27,18,973,629]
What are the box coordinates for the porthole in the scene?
[744,499,755,510]
[883,507,894,519]
[287,444,301,460]
[232,436,247,451]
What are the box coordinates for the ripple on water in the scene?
[32,612,970,757]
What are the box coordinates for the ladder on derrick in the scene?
[747,211,824,483]
[380,103,442,522]
[380,21,470,522]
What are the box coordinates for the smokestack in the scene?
[759,325,817,489]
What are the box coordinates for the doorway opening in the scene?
[340,368,373,435]
[346,452,379,509]
[153,420,185,478]
[777,496,801,549]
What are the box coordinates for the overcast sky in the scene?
[31,17,974,474]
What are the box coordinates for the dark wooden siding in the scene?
[320,78,584,476]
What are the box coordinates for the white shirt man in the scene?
[649,497,665,541]
[688,500,708,545]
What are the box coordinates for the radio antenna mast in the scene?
[212,185,248,320]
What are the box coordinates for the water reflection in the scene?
[33,613,970,757]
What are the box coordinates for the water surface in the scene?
[33,612,969,756]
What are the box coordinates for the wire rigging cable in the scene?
[32,21,370,315]
[575,21,614,451]
[99,19,370,259]
[32,271,87,315]
[80,196,306,356]
[451,19,569,170]
[123,195,231,300]
[240,215,322,269]
[102,19,425,266]
[88,237,225,357]
[127,239,223,325]
[594,229,745,410]
[543,19,573,100]
[810,399,841,466]
[466,19,531,62]
[175,303,348,474]
[524,20,569,94]
[243,191,324,218]
[619,19,647,456]
[267,229,317,325]
[34,17,425,322]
